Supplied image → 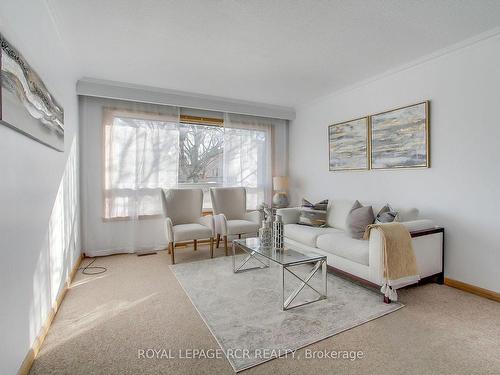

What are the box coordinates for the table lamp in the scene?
[272,176,289,208]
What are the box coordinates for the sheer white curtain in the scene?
[223,113,273,209]
[103,108,179,219]
[80,97,180,255]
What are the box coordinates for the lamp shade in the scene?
[273,176,288,191]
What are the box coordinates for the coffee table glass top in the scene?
[233,237,326,266]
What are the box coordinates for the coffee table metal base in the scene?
[232,247,270,273]
[232,241,327,311]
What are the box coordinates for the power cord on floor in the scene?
[79,257,107,275]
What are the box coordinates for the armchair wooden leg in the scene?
[224,235,228,256]
[193,239,197,251]
[168,242,172,254]
[170,242,175,264]
[216,234,221,248]
[210,237,214,258]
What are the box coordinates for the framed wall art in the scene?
[0,33,64,151]
[370,101,429,169]
[328,116,369,171]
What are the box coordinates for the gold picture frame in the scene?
[370,101,430,170]
[328,116,369,171]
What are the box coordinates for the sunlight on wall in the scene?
[28,137,80,347]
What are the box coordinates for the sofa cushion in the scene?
[298,208,327,227]
[325,200,419,229]
[346,200,375,239]
[298,199,328,226]
[284,224,341,247]
[326,199,355,230]
[375,204,397,224]
[302,198,328,211]
[370,203,419,222]
[316,232,369,266]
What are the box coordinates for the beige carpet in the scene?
[30,244,500,375]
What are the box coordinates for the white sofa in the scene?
[277,199,443,288]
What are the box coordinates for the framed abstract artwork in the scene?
[328,116,369,171]
[370,101,429,169]
[0,33,64,151]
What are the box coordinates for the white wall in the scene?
[289,33,500,293]
[0,1,80,374]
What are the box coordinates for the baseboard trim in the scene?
[444,278,499,302]
[17,254,83,375]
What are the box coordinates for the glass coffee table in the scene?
[232,237,327,311]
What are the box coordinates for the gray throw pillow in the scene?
[346,200,375,239]
[375,204,398,224]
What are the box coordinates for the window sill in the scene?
[103,209,262,222]
[102,214,164,222]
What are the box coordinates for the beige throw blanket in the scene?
[364,223,420,301]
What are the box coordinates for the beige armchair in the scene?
[162,188,214,264]
[209,187,262,255]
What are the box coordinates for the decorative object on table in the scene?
[375,204,398,224]
[258,220,273,248]
[258,202,273,222]
[329,117,369,171]
[0,33,64,151]
[346,200,375,239]
[370,101,429,169]
[272,215,284,250]
[298,198,328,227]
[272,176,289,208]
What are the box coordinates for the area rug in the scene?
[170,255,403,372]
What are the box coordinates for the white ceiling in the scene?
[48,0,500,107]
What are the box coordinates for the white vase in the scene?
[273,215,284,250]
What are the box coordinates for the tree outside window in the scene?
[178,122,223,185]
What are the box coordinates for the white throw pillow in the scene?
[326,199,356,230]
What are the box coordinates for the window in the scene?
[103,109,271,219]
[178,122,224,209]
